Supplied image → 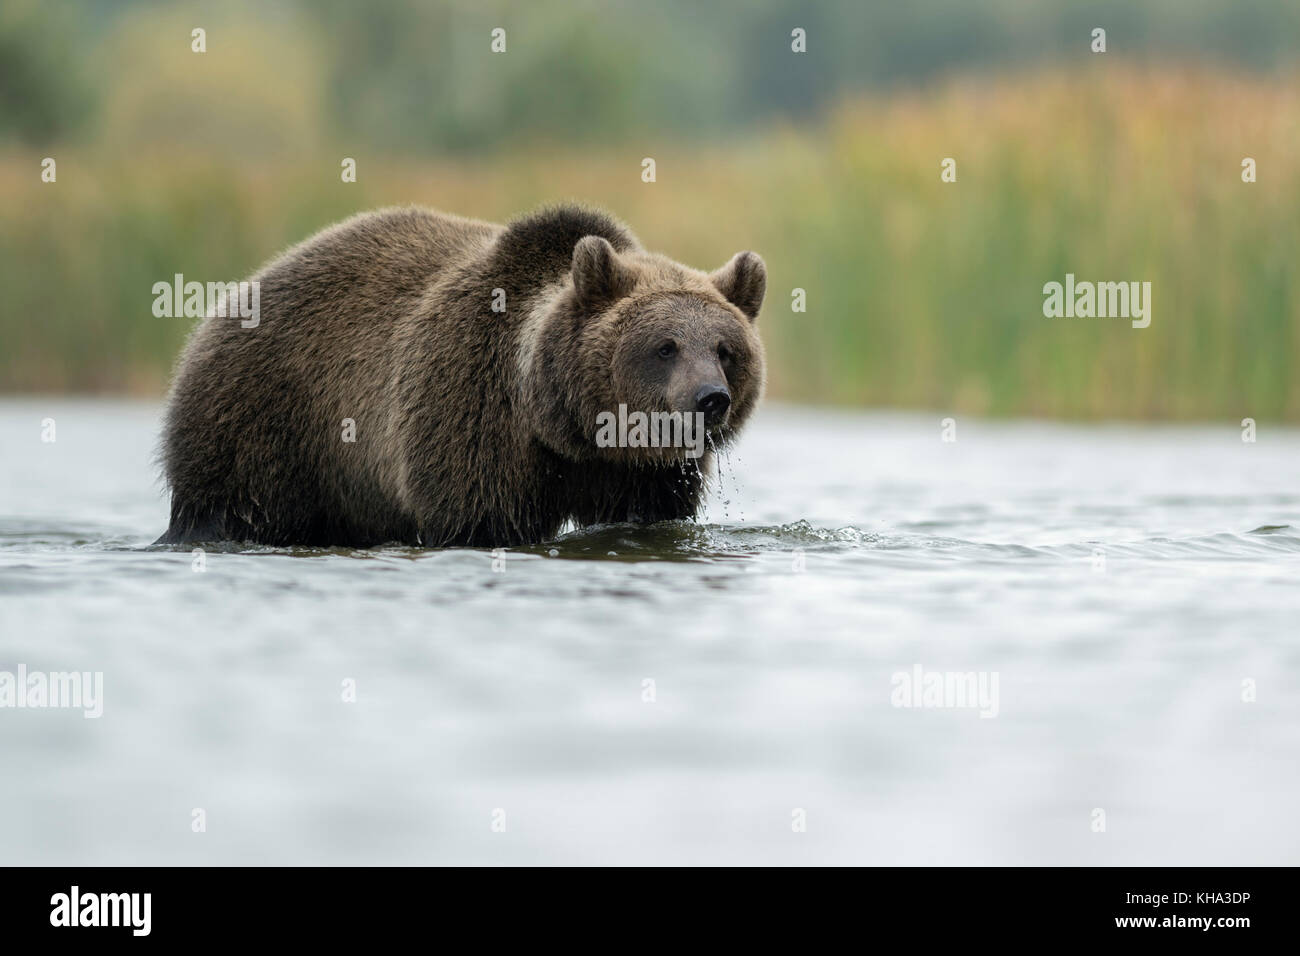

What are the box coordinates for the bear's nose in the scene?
[694,384,731,424]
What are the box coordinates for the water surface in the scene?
[1,399,1297,864]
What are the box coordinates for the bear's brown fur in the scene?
[157,204,766,547]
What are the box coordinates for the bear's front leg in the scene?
[572,456,708,526]
[624,466,706,523]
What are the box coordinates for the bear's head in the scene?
[523,235,767,464]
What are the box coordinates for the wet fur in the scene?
[157,205,764,547]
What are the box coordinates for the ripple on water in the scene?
[3,404,1300,865]
[6,517,1298,568]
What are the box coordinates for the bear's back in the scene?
[256,207,499,329]
[160,208,500,544]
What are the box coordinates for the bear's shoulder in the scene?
[486,205,640,280]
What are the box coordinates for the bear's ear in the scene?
[572,236,636,310]
[710,251,766,321]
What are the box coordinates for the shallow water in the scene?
[1,398,1297,865]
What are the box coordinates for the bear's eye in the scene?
[718,344,732,364]
[657,341,678,359]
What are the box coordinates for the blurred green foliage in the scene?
[0,1,94,145]
[0,1,1297,418]
[4,0,1298,152]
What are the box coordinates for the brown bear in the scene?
[157,204,766,547]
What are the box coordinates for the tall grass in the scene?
[2,66,1296,419]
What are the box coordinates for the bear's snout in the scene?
[694,384,732,424]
